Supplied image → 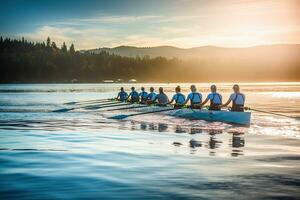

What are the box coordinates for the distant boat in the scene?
[128,79,137,83]
[115,79,124,83]
[103,80,114,83]
[70,79,78,83]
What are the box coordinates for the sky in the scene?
[1,0,300,50]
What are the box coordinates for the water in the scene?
[0,83,300,199]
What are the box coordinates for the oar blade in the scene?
[63,98,114,105]
[109,114,129,120]
[52,108,73,112]
[64,102,76,105]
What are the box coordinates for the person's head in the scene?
[210,85,217,93]
[141,87,145,91]
[150,87,154,92]
[159,87,164,93]
[120,87,124,91]
[131,87,135,91]
[190,85,196,92]
[233,84,240,93]
[175,86,181,93]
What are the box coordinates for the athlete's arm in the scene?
[200,97,209,106]
[220,98,231,107]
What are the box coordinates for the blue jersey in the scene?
[172,93,186,104]
[147,92,157,101]
[129,91,139,100]
[187,92,202,104]
[118,91,128,101]
[230,93,245,105]
[139,91,148,100]
[155,93,168,104]
[207,92,222,104]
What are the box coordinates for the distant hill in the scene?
[81,44,300,82]
[83,44,300,60]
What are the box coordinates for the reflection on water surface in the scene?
[0,83,300,199]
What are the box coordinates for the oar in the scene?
[85,102,132,110]
[74,100,114,106]
[64,99,113,105]
[246,107,300,120]
[53,101,127,112]
[81,101,126,109]
[64,98,114,105]
[105,104,148,111]
[109,108,175,120]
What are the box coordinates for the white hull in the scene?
[133,106,251,126]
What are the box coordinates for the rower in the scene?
[139,87,148,104]
[183,84,202,108]
[116,87,128,101]
[221,84,245,112]
[168,86,186,109]
[146,87,157,105]
[153,87,169,106]
[127,87,140,103]
[201,85,222,110]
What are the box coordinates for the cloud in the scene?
[20,25,115,49]
[19,14,209,49]
[20,20,300,50]
[49,15,163,26]
[155,15,206,23]
[48,15,208,27]
[22,26,74,44]
[78,15,162,23]
[3,0,300,50]
[17,0,300,50]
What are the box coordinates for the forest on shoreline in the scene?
[0,37,299,83]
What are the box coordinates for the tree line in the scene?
[1,36,299,83]
[0,37,187,83]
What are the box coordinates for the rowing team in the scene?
[116,84,246,112]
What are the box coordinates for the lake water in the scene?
[0,83,300,199]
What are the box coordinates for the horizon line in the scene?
[90,43,300,51]
[1,35,300,50]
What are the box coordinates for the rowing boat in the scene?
[130,106,251,126]
[169,109,251,126]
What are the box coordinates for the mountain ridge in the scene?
[82,44,300,59]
